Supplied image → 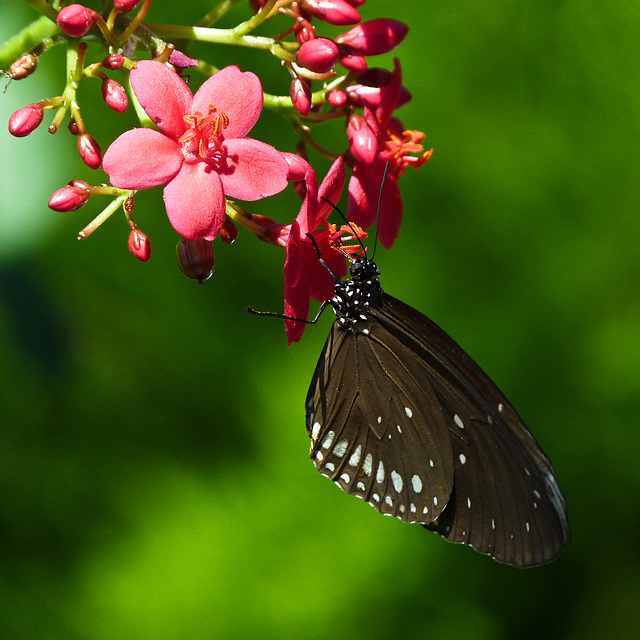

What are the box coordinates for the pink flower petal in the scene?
[219,138,288,201]
[191,66,263,140]
[163,162,226,241]
[103,128,183,189]
[130,60,193,140]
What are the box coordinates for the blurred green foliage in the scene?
[1,1,639,638]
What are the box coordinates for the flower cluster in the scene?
[5,0,431,343]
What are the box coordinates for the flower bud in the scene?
[336,19,409,56]
[337,45,367,73]
[344,0,366,5]
[176,238,214,283]
[101,78,128,113]
[294,19,316,45]
[56,4,98,37]
[283,153,311,182]
[78,133,102,169]
[347,113,378,165]
[301,0,361,26]
[48,182,91,212]
[10,53,38,80]
[326,89,347,108]
[8,103,44,137]
[114,0,140,11]
[290,77,311,116]
[296,38,339,74]
[128,228,151,261]
[103,53,125,70]
[219,217,238,245]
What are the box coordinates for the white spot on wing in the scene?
[467,497,472,509]
[333,439,348,458]
[411,475,423,493]
[340,473,350,484]
[459,453,467,465]
[385,496,393,506]
[372,493,380,502]
[348,444,362,467]
[325,462,335,472]
[454,414,464,429]
[357,481,366,492]
[321,431,335,449]
[405,407,413,418]
[311,421,321,440]
[376,461,385,484]
[391,471,403,493]
[315,451,324,462]
[363,453,373,476]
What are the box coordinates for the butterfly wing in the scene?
[305,292,570,567]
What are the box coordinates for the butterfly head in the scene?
[349,256,380,283]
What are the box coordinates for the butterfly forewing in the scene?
[304,260,570,567]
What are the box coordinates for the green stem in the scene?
[77,193,130,240]
[25,0,58,23]
[196,0,244,27]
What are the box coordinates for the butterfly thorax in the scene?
[330,257,383,329]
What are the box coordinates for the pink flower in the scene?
[103,61,289,241]
[272,156,364,343]
[347,60,432,248]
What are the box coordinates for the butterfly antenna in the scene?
[319,196,367,259]
[371,162,390,262]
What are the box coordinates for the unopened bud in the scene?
[78,133,102,169]
[101,78,128,113]
[337,45,367,73]
[103,53,125,70]
[114,0,140,11]
[8,103,44,137]
[301,0,361,26]
[128,228,151,261]
[296,38,339,74]
[335,19,409,56]
[68,117,80,135]
[48,182,91,212]
[218,217,239,245]
[347,113,378,165]
[56,4,99,37]
[10,53,38,80]
[283,152,311,182]
[326,89,347,108]
[176,238,214,283]
[294,18,316,44]
[290,77,311,116]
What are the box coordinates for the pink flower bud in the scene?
[103,54,125,70]
[114,0,140,11]
[294,19,316,45]
[337,45,367,73]
[296,38,339,74]
[336,19,409,56]
[291,77,311,116]
[48,182,91,212]
[347,113,378,165]
[176,238,214,283]
[78,133,102,169]
[56,4,99,37]
[101,78,128,113]
[128,228,151,261]
[10,53,38,80]
[326,89,347,108]
[283,153,311,182]
[219,217,238,245]
[8,103,44,137]
[301,0,361,26]
[344,0,365,5]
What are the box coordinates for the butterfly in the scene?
[299,242,570,567]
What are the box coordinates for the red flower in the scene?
[103,61,289,241]
[273,156,364,343]
[347,59,432,248]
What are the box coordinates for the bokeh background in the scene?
[1,1,638,638]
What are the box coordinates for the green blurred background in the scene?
[1,1,638,638]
